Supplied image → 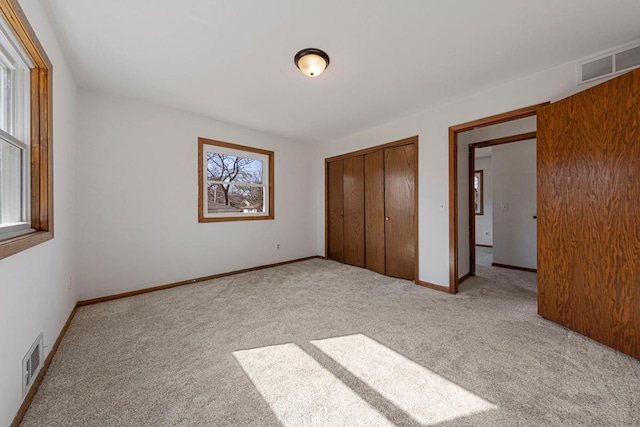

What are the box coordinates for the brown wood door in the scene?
[384,144,416,280]
[538,68,640,359]
[343,155,365,267]
[365,150,385,274]
[327,160,344,263]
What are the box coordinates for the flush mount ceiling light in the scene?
[294,48,330,77]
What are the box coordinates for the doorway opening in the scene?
[468,129,538,295]
[468,128,538,271]
[448,104,548,294]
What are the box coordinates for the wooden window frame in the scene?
[0,0,53,261]
[198,137,274,222]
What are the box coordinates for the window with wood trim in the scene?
[0,0,53,260]
[198,138,274,222]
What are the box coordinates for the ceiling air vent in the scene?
[22,332,44,396]
[578,41,640,85]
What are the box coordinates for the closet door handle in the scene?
[385,216,390,221]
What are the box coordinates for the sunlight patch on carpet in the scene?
[233,343,395,427]
[311,334,497,425]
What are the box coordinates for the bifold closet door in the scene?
[327,160,344,263]
[343,156,365,267]
[384,144,416,280]
[364,150,385,275]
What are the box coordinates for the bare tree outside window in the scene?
[206,153,264,212]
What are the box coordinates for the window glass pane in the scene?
[0,64,12,135]
[207,183,265,214]
[207,183,241,213]
[207,152,263,184]
[0,139,22,224]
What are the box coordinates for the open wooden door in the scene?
[537,68,640,359]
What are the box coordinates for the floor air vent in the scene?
[579,42,640,84]
[22,332,44,396]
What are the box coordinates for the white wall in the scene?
[76,90,318,300]
[0,1,78,425]
[492,140,537,269]
[474,155,493,246]
[316,57,599,289]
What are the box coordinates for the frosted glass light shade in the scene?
[295,48,330,77]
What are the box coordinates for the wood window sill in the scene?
[0,230,53,261]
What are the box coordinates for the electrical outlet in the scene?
[501,203,509,211]
[485,231,490,236]
[276,243,280,250]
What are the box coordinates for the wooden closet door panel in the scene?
[538,68,640,359]
[327,160,344,263]
[384,144,416,280]
[343,155,365,267]
[365,150,385,274]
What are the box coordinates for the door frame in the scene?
[467,132,538,277]
[448,104,548,293]
[325,135,419,284]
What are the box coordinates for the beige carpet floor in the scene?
[21,257,640,426]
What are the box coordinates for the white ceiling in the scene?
[44,0,640,143]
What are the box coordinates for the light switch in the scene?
[501,203,508,211]
[439,202,446,212]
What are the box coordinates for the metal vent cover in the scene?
[579,41,640,84]
[22,332,44,396]
[616,45,640,72]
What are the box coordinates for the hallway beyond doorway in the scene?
[471,246,537,294]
